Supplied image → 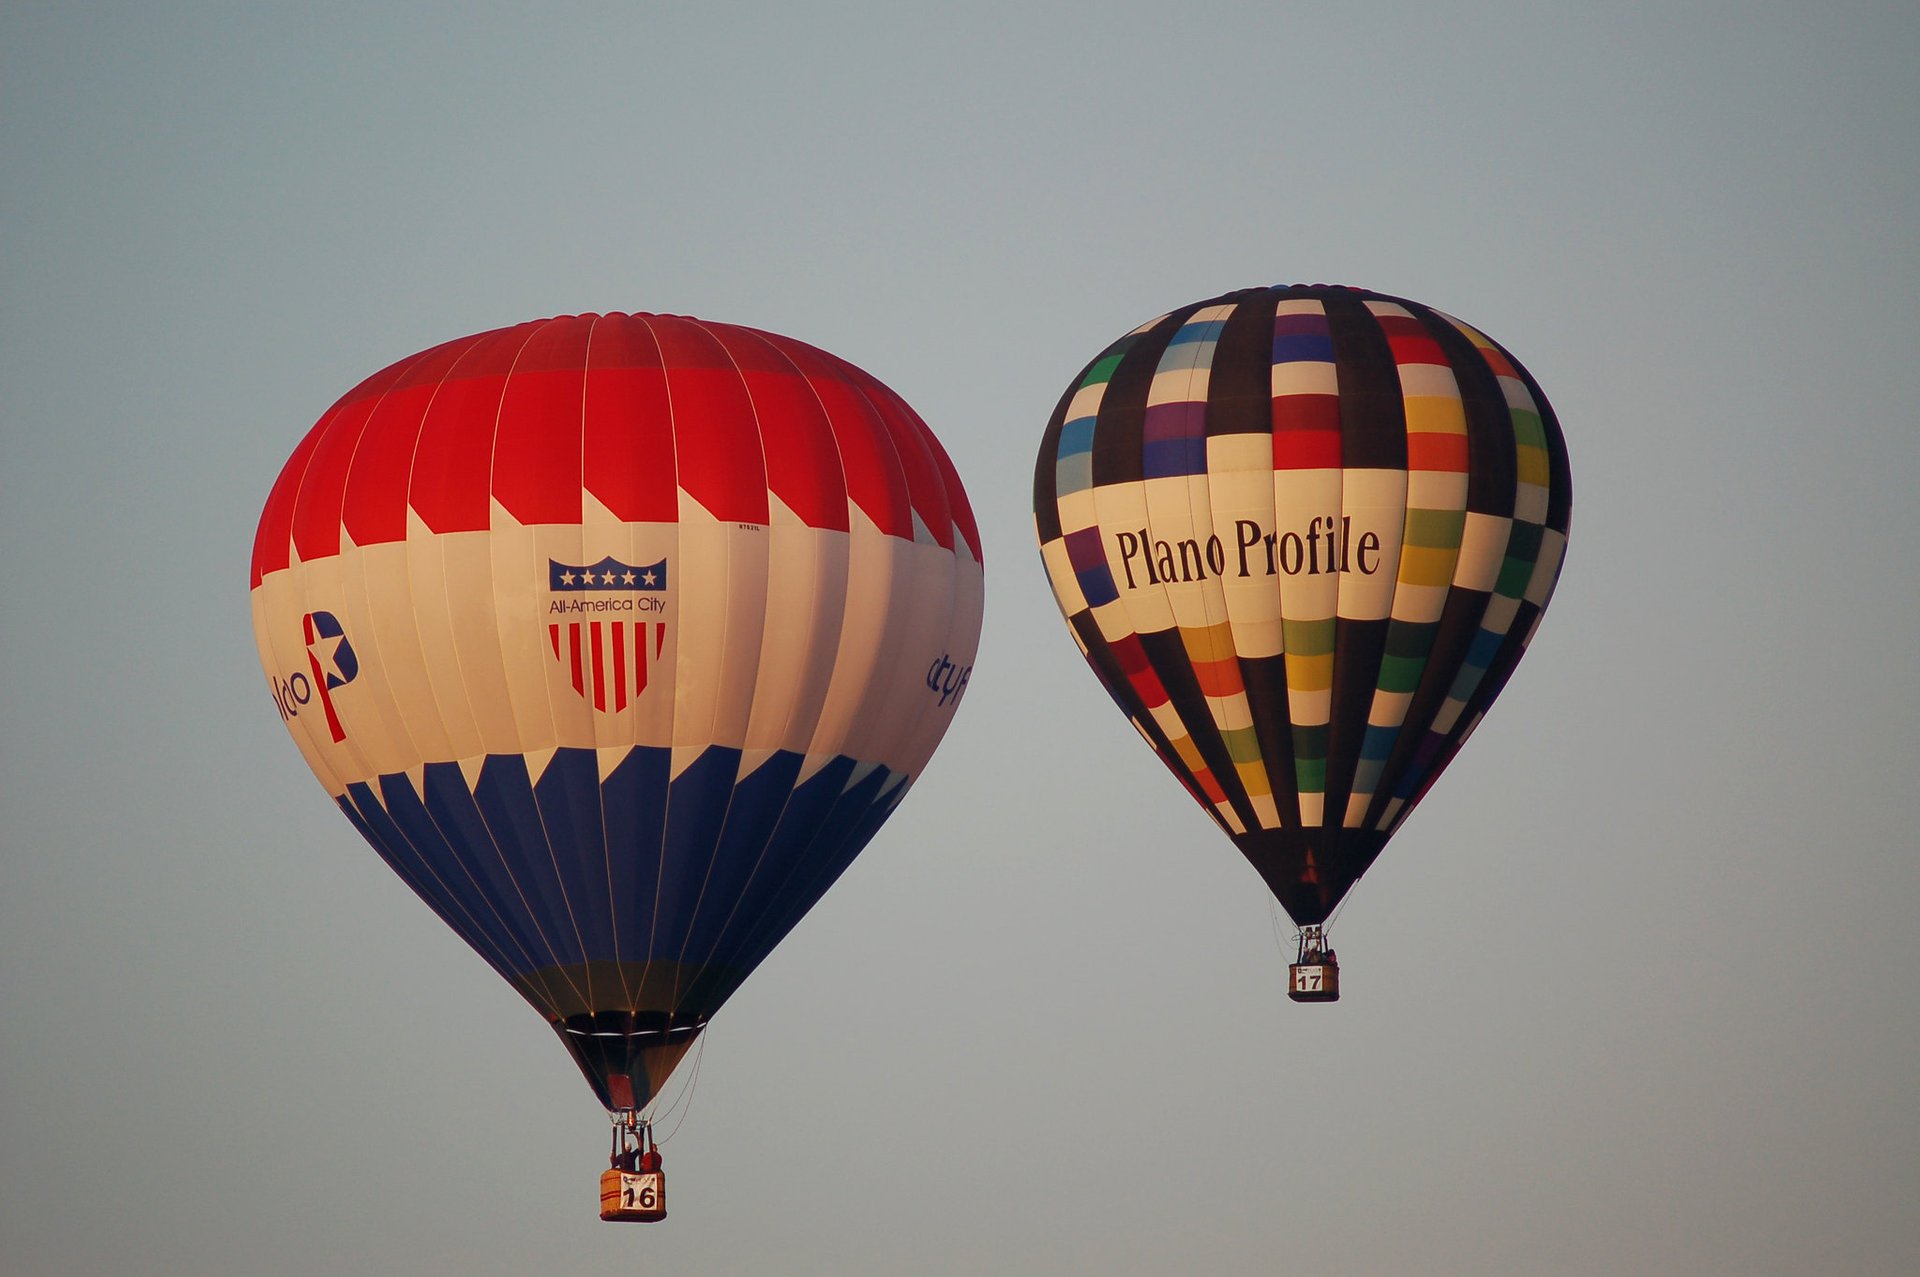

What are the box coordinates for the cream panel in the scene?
[1334,468,1407,621]
[406,515,485,759]
[1454,513,1513,593]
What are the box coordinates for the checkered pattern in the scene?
[1033,285,1572,926]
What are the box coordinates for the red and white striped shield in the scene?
[545,555,670,713]
[548,617,667,712]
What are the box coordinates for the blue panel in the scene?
[1272,331,1334,364]
[532,748,619,962]
[600,745,671,961]
[345,744,914,1026]
[1358,723,1399,763]
[1075,563,1118,609]
[651,746,743,957]
[1168,318,1226,347]
[473,755,587,968]
[1142,436,1207,479]
[421,761,567,975]
[678,750,806,969]
[696,754,857,995]
[366,773,543,974]
[1057,415,1096,458]
[341,787,481,962]
[1464,628,1504,670]
[715,761,898,987]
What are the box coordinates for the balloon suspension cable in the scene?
[650,1030,706,1147]
[1268,897,1295,959]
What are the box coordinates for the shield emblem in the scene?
[545,556,669,712]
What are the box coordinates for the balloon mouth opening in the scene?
[557,1010,708,1043]
[551,1012,708,1113]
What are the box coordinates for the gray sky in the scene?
[4,3,1916,1274]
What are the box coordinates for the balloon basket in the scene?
[1288,924,1339,1002]
[599,1168,666,1222]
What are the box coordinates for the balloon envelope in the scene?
[1033,285,1569,925]
[253,312,983,1109]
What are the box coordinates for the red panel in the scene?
[409,326,535,534]
[1129,666,1171,710]
[1272,429,1342,470]
[1405,432,1470,472]
[777,338,910,540]
[281,350,436,571]
[850,363,953,550]
[259,313,976,578]
[1109,632,1152,677]
[492,316,591,526]
[252,418,326,586]
[1271,392,1341,434]
[648,317,767,524]
[583,316,676,523]
[924,427,982,563]
[1387,333,1446,365]
[341,335,480,548]
[290,392,381,566]
[612,622,627,711]
[1192,765,1227,804]
[1378,314,1445,365]
[715,328,847,532]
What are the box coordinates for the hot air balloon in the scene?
[1032,285,1569,1000]
[251,312,983,1218]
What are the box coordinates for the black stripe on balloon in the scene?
[1323,290,1408,471]
[1088,310,1184,489]
[1063,609,1220,820]
[1135,626,1262,835]
[1066,610,1157,730]
[1319,296,1404,831]
[1237,652,1301,827]
[1322,616,1390,841]
[1490,334,1573,535]
[1461,597,1548,738]
[1424,303,1519,518]
[1032,350,1093,545]
[1204,292,1279,437]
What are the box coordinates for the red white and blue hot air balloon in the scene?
[250,313,982,1212]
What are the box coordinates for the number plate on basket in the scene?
[600,1168,667,1221]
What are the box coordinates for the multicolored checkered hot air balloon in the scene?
[1032,285,1570,1000]
[250,313,983,1211]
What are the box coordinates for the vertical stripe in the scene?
[590,622,607,712]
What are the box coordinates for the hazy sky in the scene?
[4,4,1916,1274]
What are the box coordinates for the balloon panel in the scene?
[1033,286,1569,925]
[253,313,984,1107]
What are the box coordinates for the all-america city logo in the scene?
[269,610,359,743]
[546,556,669,713]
